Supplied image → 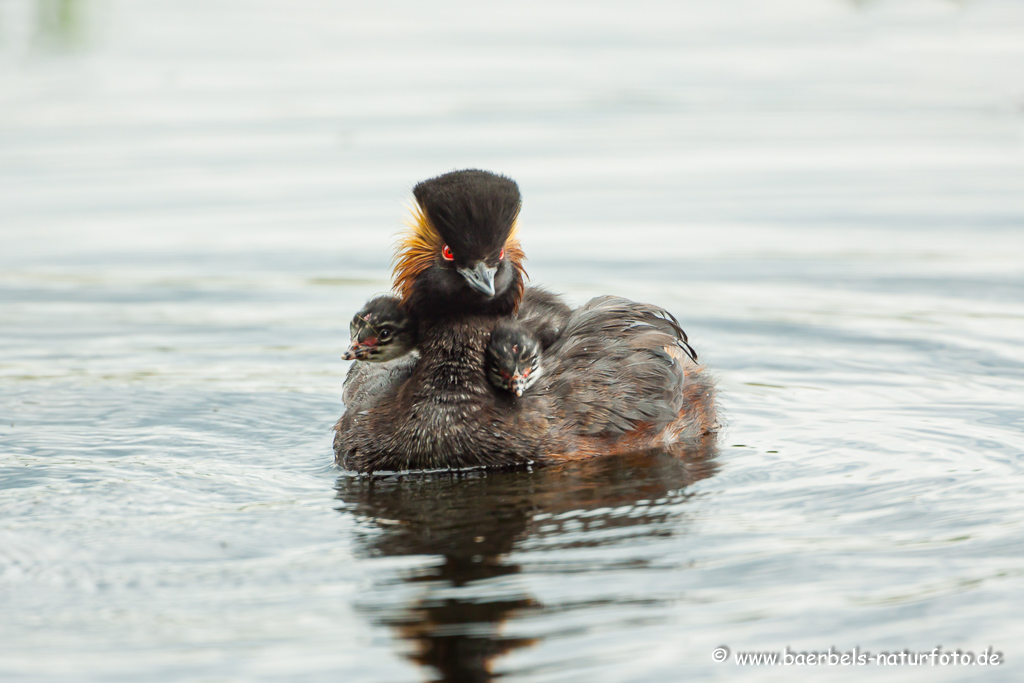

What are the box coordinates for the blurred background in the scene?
[2,1,1023,681]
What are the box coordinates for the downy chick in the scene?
[486,322,543,397]
[342,295,417,362]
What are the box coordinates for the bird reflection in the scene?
[335,439,717,683]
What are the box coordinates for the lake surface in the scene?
[2,0,1023,681]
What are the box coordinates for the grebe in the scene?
[334,170,716,472]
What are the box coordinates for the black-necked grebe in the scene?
[334,169,716,472]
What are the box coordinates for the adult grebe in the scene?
[334,170,716,472]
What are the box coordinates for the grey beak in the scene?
[458,261,497,298]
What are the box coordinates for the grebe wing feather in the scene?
[540,296,694,437]
[517,286,573,349]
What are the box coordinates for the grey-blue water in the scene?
[2,1,1023,681]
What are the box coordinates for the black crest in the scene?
[413,169,521,259]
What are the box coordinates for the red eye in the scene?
[499,248,505,260]
[441,245,454,261]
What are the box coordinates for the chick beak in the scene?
[341,343,363,361]
[511,376,526,397]
[458,261,497,298]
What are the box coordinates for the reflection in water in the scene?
[336,441,717,682]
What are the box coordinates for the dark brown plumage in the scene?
[516,287,572,349]
[341,289,569,398]
[333,169,717,472]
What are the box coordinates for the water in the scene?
[2,0,1023,680]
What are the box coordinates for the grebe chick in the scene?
[486,322,542,397]
[341,295,417,362]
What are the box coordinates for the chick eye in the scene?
[379,329,392,341]
[499,248,505,260]
[441,245,454,261]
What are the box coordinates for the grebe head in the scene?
[393,170,527,317]
[486,322,543,397]
[342,295,417,362]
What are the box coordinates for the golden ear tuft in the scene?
[391,208,529,310]
[504,220,528,309]
[392,202,443,303]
